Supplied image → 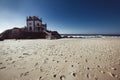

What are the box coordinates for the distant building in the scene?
[26,16,47,32]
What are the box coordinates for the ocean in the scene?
[61,34,120,38]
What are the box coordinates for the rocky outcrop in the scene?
[0,27,61,40]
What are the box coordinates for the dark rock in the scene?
[0,27,61,39]
[0,38,4,41]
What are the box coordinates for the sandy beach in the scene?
[0,38,120,80]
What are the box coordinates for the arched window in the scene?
[29,26,32,31]
[38,27,40,31]
[37,23,39,26]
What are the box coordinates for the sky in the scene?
[0,0,120,34]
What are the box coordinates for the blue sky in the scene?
[0,0,120,34]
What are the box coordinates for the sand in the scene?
[0,38,120,80]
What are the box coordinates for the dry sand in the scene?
[0,38,120,80]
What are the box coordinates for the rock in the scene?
[0,38,4,41]
[0,27,61,39]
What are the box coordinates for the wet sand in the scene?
[0,38,120,80]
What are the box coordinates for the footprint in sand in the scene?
[0,66,6,69]
[0,62,2,64]
[57,61,60,63]
[107,72,118,78]
[86,67,90,70]
[39,76,42,80]
[18,56,24,58]
[6,57,12,61]
[94,77,98,80]
[97,65,100,68]
[53,74,57,78]
[85,59,88,63]
[65,60,67,62]
[60,75,65,80]
[100,71,105,74]
[71,65,74,67]
[72,72,77,77]
[11,61,16,64]
[20,71,29,77]
[34,62,38,66]
[111,67,117,70]
[23,53,30,55]
[86,73,90,79]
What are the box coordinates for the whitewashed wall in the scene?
[35,21,42,26]
[27,21,34,31]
